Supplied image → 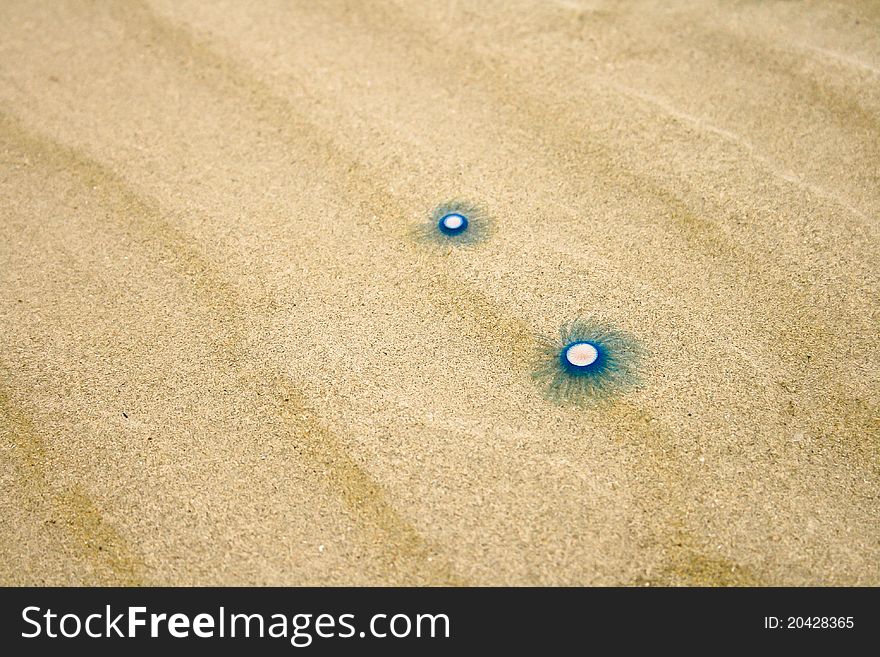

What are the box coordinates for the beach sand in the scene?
[0,0,877,585]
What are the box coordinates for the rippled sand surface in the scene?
[1,0,877,585]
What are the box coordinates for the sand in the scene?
[0,0,877,586]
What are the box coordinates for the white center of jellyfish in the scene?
[565,342,599,367]
[442,213,465,230]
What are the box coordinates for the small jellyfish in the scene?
[412,201,491,246]
[438,211,468,235]
[532,317,642,406]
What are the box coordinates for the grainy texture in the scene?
[0,0,877,586]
